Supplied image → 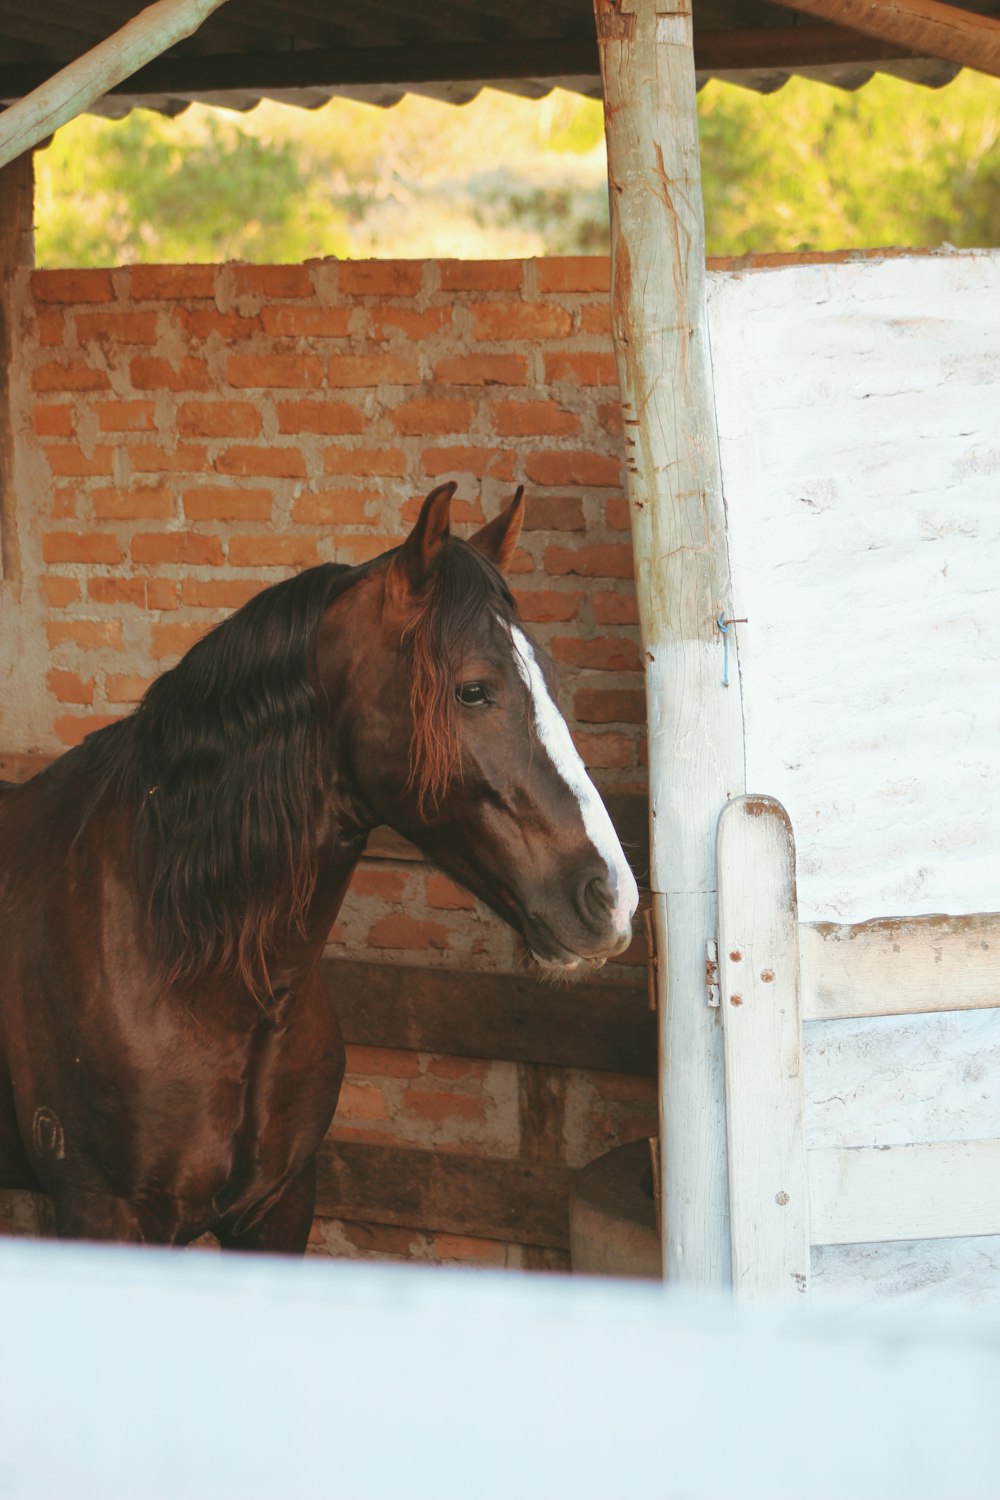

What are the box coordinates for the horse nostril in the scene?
[584,874,616,921]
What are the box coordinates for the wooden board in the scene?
[718,796,810,1300]
[809,1140,1000,1246]
[800,913,1000,1022]
[325,958,655,1075]
[316,1140,570,1250]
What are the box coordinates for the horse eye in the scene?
[457,682,489,707]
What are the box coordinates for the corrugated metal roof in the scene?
[0,0,993,113]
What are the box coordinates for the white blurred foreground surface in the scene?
[1,1239,999,1499]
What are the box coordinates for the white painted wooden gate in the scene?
[718,794,1000,1302]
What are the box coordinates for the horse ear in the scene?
[389,482,456,597]
[468,487,525,574]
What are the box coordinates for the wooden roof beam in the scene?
[767,0,1000,77]
[0,0,232,169]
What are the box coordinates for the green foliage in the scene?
[34,74,1000,267]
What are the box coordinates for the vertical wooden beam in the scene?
[594,0,746,1288]
[0,149,34,583]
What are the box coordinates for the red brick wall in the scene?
[3,256,656,1265]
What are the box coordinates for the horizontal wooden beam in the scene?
[327,957,655,1075]
[767,0,1000,76]
[316,1139,570,1248]
[800,911,1000,1022]
[809,1139,1000,1245]
[0,24,923,105]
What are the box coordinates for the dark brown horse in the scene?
[0,484,638,1250]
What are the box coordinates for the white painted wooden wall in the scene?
[3,1239,1000,1500]
[707,252,1000,1303]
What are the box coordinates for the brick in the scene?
[421,447,516,481]
[525,451,621,488]
[573,731,634,769]
[574,688,646,724]
[327,355,420,388]
[51,488,77,519]
[337,1082,389,1122]
[491,400,579,437]
[580,302,613,335]
[31,361,110,393]
[105,673,154,704]
[131,532,224,566]
[512,587,584,623]
[507,548,535,575]
[550,635,642,672]
[96,400,157,432]
[432,1234,507,1267]
[227,353,323,389]
[227,535,319,569]
[183,486,273,522]
[230,264,314,298]
[371,307,452,340]
[43,444,115,478]
[43,531,122,565]
[536,258,611,293]
[215,445,306,478]
[32,404,74,437]
[545,543,634,579]
[151,621,213,659]
[46,620,123,651]
[340,261,423,297]
[32,268,114,303]
[592,591,640,625]
[331,534,404,566]
[605,497,631,530]
[390,397,473,436]
[292,488,374,526]
[36,310,65,346]
[76,310,158,343]
[47,669,95,705]
[129,264,215,299]
[343,1045,422,1079]
[350,867,409,902]
[40,575,81,608]
[92,485,175,520]
[433,354,528,386]
[130,357,211,391]
[403,1091,484,1123]
[177,401,262,438]
[323,446,406,478]
[181,579,262,610]
[261,306,351,338]
[520,495,585,531]
[175,309,261,341]
[54,714,120,747]
[471,303,572,341]
[401,493,482,525]
[438,260,523,293]
[88,578,178,610]
[424,1056,489,1082]
[129,442,210,474]
[597,401,624,436]
[366,914,449,951]
[425,873,476,910]
[544,352,618,386]
[276,400,366,435]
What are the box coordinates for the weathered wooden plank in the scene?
[0,0,234,168]
[809,1140,1000,1246]
[595,0,746,1292]
[0,151,32,587]
[799,913,1000,1022]
[768,0,1000,77]
[718,796,810,1300]
[316,1140,570,1249]
[325,958,655,1076]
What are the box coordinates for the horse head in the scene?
[320,483,640,972]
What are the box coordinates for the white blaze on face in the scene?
[510,625,639,936]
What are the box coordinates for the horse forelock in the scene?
[93,562,353,998]
[404,538,518,815]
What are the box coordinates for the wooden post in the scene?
[0,0,233,170]
[594,0,746,1288]
[0,150,34,583]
